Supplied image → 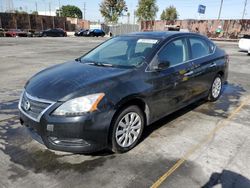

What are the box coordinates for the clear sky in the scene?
[1,0,249,22]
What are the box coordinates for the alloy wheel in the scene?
[212,77,222,99]
[115,112,142,148]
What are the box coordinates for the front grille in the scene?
[20,92,52,121]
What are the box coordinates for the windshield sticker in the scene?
[137,39,158,44]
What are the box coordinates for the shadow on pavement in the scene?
[194,83,246,118]
[202,170,250,188]
[0,100,19,116]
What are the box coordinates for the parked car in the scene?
[19,32,229,153]
[5,29,28,37]
[74,28,89,36]
[27,29,41,37]
[89,29,105,37]
[75,29,105,37]
[0,28,6,37]
[41,28,67,37]
[239,34,250,54]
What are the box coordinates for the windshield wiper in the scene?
[85,61,113,67]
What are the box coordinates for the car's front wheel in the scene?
[208,74,223,102]
[111,105,145,153]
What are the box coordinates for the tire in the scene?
[208,74,223,102]
[110,105,145,153]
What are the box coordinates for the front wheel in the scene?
[208,74,223,102]
[110,105,145,153]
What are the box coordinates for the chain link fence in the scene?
[102,24,140,36]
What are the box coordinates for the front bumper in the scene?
[19,110,114,153]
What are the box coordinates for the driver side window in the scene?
[158,38,189,67]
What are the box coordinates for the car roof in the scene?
[124,31,201,39]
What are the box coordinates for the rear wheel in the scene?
[110,105,145,153]
[208,74,223,102]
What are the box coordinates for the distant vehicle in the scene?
[19,32,229,153]
[5,29,28,37]
[239,35,250,54]
[89,29,105,37]
[74,29,89,36]
[0,28,5,37]
[41,28,67,37]
[75,29,105,37]
[27,30,41,37]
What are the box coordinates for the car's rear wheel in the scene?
[208,74,222,102]
[111,105,144,153]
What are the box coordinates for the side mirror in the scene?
[155,60,170,71]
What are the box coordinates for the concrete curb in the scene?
[210,38,239,42]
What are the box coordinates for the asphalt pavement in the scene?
[0,37,250,188]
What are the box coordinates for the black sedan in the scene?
[41,28,67,37]
[19,32,228,153]
[74,28,88,36]
[75,29,105,37]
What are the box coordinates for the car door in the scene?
[147,37,195,121]
[187,37,217,97]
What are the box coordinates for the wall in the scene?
[0,13,90,31]
[141,19,250,39]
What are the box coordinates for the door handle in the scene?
[184,70,194,76]
[209,63,216,68]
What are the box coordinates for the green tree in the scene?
[136,0,158,21]
[99,0,128,23]
[31,11,38,15]
[56,5,82,18]
[160,6,178,20]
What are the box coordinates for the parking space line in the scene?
[151,96,250,188]
[0,116,18,123]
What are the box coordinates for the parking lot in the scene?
[0,37,250,188]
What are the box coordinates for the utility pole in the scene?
[58,0,61,16]
[242,0,248,19]
[0,0,3,12]
[35,1,37,12]
[83,2,86,20]
[218,0,224,20]
[49,1,51,16]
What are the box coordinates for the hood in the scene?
[25,61,132,101]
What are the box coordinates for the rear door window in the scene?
[189,37,211,59]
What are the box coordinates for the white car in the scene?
[239,35,250,54]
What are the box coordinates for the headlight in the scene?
[53,93,105,116]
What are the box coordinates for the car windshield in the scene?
[80,36,159,68]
